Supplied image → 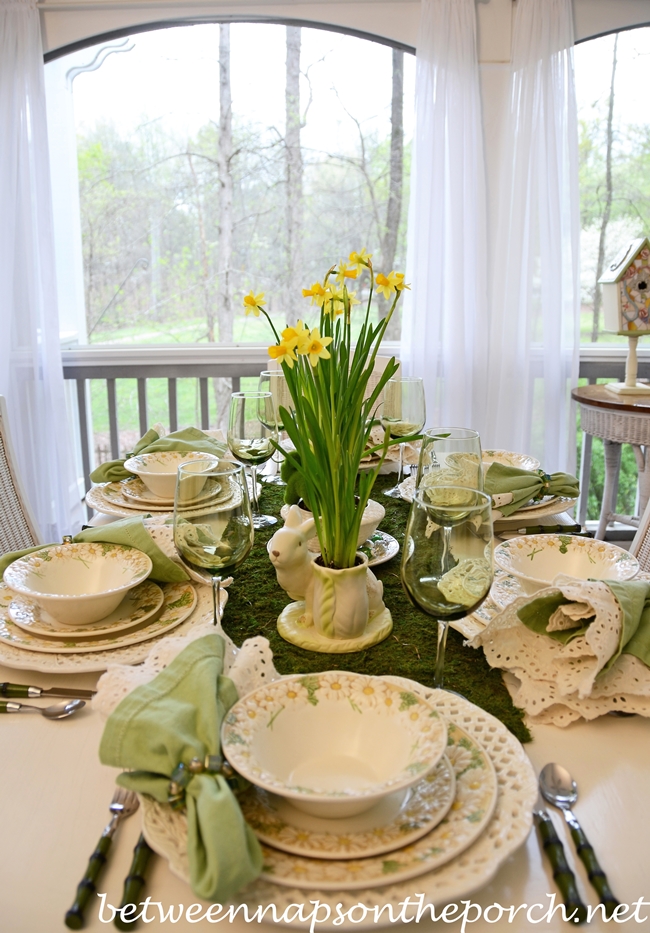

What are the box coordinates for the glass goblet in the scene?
[380,376,426,498]
[416,427,483,495]
[401,485,493,689]
[258,370,292,486]
[228,391,278,529]
[173,461,254,627]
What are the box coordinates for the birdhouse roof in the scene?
[599,237,650,284]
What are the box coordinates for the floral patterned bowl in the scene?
[123,451,220,499]
[481,449,541,472]
[2,543,153,627]
[493,534,639,595]
[221,671,448,818]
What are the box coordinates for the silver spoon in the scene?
[0,698,85,719]
[539,763,619,918]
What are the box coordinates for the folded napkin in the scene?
[99,632,263,902]
[484,463,579,517]
[472,575,650,725]
[90,427,227,484]
[0,516,189,582]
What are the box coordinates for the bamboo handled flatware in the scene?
[65,787,140,930]
[540,763,619,918]
[0,681,96,700]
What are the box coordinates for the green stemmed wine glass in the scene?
[401,485,493,689]
[228,391,278,529]
[173,460,254,627]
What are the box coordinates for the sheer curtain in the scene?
[400,0,488,432]
[484,0,580,473]
[0,0,83,540]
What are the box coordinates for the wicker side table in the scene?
[572,385,650,539]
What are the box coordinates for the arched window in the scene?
[45,23,415,350]
[575,25,650,346]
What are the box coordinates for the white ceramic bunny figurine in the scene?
[268,505,317,602]
[268,505,385,633]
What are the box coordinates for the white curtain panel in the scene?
[0,0,83,540]
[401,0,489,432]
[485,0,580,473]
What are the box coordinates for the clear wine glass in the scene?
[173,461,254,627]
[227,391,278,529]
[416,427,483,495]
[258,370,291,486]
[401,485,493,689]
[380,377,426,498]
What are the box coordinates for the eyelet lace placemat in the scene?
[471,574,650,725]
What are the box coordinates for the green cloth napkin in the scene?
[99,633,263,902]
[484,462,580,517]
[0,516,189,583]
[90,427,227,484]
[518,579,650,670]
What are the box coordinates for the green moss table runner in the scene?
[221,474,530,744]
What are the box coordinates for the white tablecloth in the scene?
[1,659,649,933]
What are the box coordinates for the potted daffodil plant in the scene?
[243,250,415,581]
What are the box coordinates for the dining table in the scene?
[1,477,649,933]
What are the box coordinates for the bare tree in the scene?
[379,49,404,338]
[592,34,618,342]
[215,23,234,428]
[187,151,215,341]
[285,26,303,324]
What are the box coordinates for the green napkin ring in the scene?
[168,755,236,810]
[532,471,553,501]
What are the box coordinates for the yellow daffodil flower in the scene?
[346,290,361,307]
[322,287,346,316]
[282,321,310,352]
[268,341,297,368]
[302,282,328,306]
[299,328,333,367]
[375,271,409,300]
[335,261,359,285]
[243,291,265,316]
[349,248,372,272]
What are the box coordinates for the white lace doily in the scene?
[140,681,537,928]
[472,575,650,725]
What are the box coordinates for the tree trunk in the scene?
[215,23,234,430]
[592,34,618,343]
[187,151,214,341]
[285,25,303,326]
[379,49,404,340]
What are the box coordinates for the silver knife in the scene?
[0,681,96,700]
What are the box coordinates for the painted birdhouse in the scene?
[600,237,650,334]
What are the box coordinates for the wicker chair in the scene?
[0,396,42,554]
[629,497,650,572]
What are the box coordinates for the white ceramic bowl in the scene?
[481,449,541,472]
[493,534,639,595]
[280,499,385,551]
[3,543,153,626]
[221,672,448,818]
[123,451,220,499]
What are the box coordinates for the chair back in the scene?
[629,497,650,572]
[0,396,42,554]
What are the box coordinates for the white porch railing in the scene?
[62,342,650,521]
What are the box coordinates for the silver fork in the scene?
[65,787,139,930]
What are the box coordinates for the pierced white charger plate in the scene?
[8,579,164,638]
[140,683,536,920]
[0,582,223,671]
[240,754,455,860]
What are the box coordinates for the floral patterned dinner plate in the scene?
[240,720,496,889]
[8,580,164,638]
[120,475,222,507]
[240,754,455,860]
[0,583,196,653]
